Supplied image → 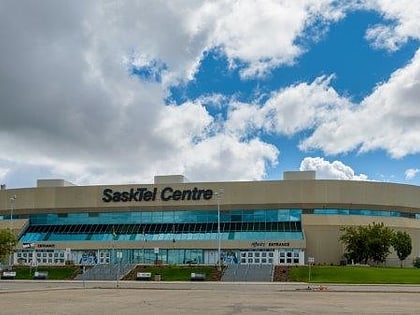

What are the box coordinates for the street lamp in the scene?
[142,227,146,264]
[9,195,16,230]
[215,189,223,271]
[9,195,16,267]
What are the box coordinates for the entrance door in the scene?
[239,249,274,264]
[278,249,304,265]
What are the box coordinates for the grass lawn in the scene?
[8,265,217,281]
[12,265,80,280]
[289,266,420,284]
[131,265,217,281]
[9,264,420,284]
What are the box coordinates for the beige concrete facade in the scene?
[1,180,420,214]
[1,178,420,265]
[303,214,420,265]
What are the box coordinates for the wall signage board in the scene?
[102,187,213,202]
[251,241,290,248]
[36,243,55,248]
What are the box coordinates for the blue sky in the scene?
[0,1,419,188]
[170,9,419,184]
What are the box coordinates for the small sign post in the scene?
[116,251,123,288]
[83,265,86,289]
[308,257,315,284]
[154,247,159,265]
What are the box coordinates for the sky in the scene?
[0,0,419,188]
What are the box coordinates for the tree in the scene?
[392,231,412,268]
[366,222,394,265]
[340,222,394,265]
[0,229,18,264]
[340,225,370,264]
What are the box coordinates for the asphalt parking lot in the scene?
[1,281,420,314]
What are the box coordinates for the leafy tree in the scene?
[0,229,17,264]
[392,231,412,268]
[340,222,394,265]
[340,225,370,264]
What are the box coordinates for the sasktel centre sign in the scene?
[102,187,214,202]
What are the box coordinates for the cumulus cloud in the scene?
[0,168,9,184]
[405,168,419,180]
[364,0,420,51]
[0,1,419,187]
[207,0,345,78]
[225,75,351,137]
[297,0,420,157]
[299,157,368,180]
[0,0,348,185]
[300,49,420,158]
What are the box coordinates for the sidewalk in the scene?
[2,280,420,293]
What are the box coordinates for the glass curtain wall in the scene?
[20,209,304,243]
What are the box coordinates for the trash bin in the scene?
[154,274,161,281]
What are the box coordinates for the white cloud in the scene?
[151,100,279,181]
[299,157,368,180]
[364,0,420,51]
[0,167,9,183]
[297,0,420,157]
[226,75,351,137]
[207,0,345,78]
[0,1,419,187]
[300,49,420,158]
[0,0,350,186]
[181,135,279,181]
[405,168,419,180]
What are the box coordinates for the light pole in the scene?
[9,195,16,230]
[142,228,146,264]
[9,195,16,267]
[215,189,223,271]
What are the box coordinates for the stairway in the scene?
[74,264,136,280]
[221,264,273,282]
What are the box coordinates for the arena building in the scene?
[1,171,420,267]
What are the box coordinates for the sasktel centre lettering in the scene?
[102,187,214,202]
[1,171,420,268]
